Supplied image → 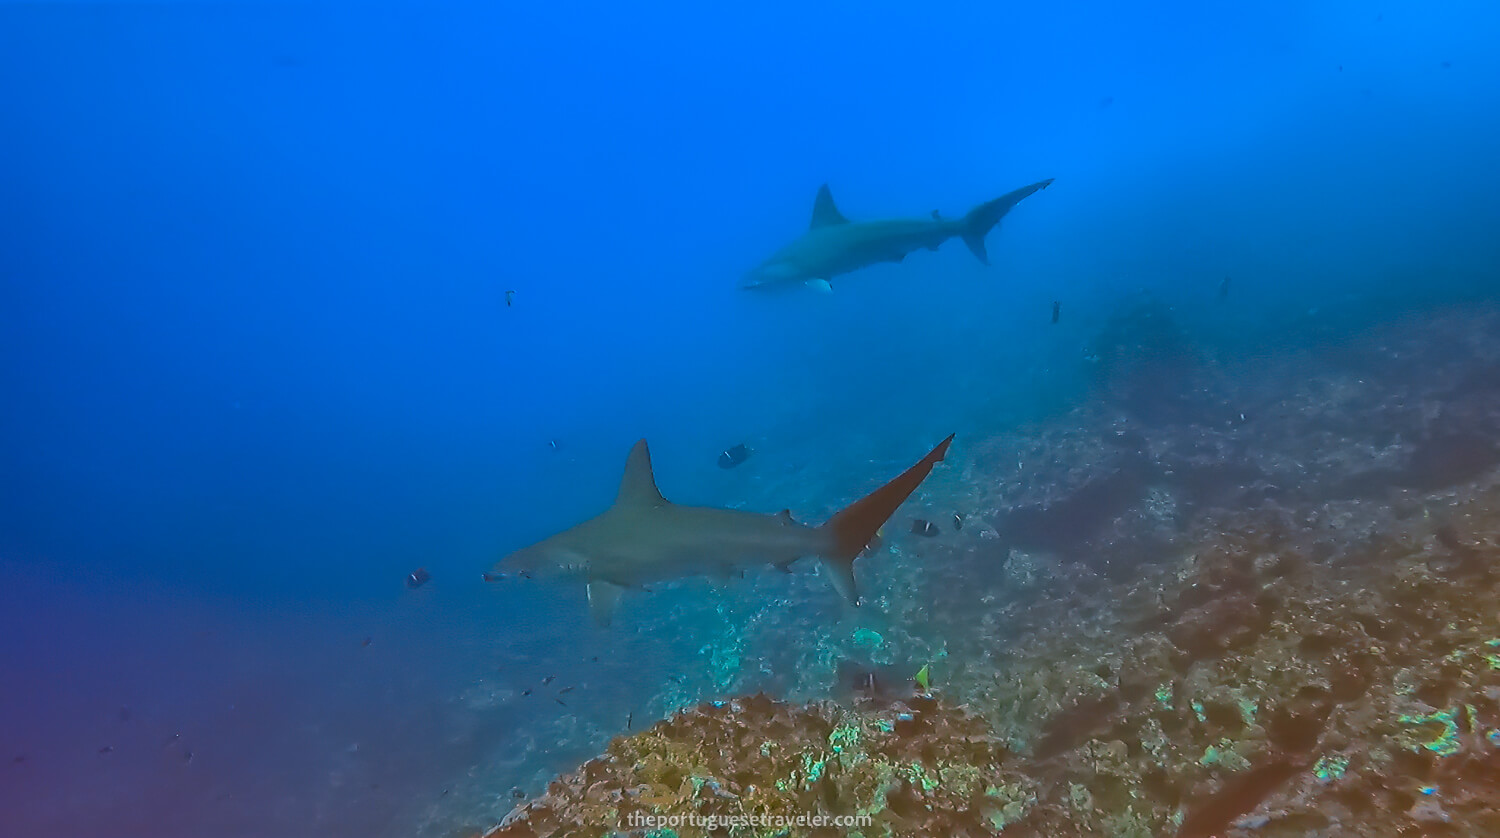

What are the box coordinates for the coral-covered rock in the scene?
[452,305,1500,838]
[484,693,1035,837]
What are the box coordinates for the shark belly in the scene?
[797,221,956,280]
[592,505,827,587]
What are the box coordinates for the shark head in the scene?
[486,539,591,583]
[740,260,803,289]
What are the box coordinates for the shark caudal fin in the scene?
[818,434,955,605]
[959,178,1055,265]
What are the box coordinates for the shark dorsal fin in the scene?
[809,184,849,229]
[777,509,795,524]
[618,439,667,506]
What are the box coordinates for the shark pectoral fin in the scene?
[819,555,860,606]
[586,580,626,627]
[805,279,833,294]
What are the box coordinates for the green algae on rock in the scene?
[483,692,1034,838]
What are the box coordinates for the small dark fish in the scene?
[952,513,963,531]
[557,686,574,695]
[589,656,598,663]
[12,754,26,764]
[626,712,633,730]
[541,675,555,685]
[511,789,525,799]
[406,567,431,589]
[360,636,372,648]
[98,746,114,755]
[182,750,193,764]
[1051,301,1060,324]
[554,697,567,707]
[718,443,751,469]
[441,788,450,797]
[505,290,515,307]
[521,689,532,697]
[1441,60,1451,69]
[1219,276,1231,299]
[911,519,939,537]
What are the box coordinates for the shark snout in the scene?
[741,261,800,289]
[740,271,770,290]
[482,570,529,582]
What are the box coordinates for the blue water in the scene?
[2,2,1497,836]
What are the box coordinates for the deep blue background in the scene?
[3,1,1498,836]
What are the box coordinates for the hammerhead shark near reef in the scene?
[486,435,955,626]
[741,178,1055,292]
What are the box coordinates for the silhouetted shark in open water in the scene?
[742,178,1054,292]
[487,434,955,625]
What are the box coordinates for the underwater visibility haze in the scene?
[3,1,1500,836]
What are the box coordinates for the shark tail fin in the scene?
[819,434,955,605]
[959,178,1055,266]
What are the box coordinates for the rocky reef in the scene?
[455,301,1500,837]
[956,487,1500,837]
[481,485,1499,836]
[486,692,1034,837]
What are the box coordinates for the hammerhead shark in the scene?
[486,434,955,625]
[742,178,1054,292]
